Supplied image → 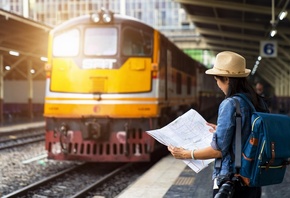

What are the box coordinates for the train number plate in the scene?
[82,58,116,69]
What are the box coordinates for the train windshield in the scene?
[122,27,152,56]
[84,27,117,56]
[53,29,80,56]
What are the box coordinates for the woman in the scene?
[168,51,268,198]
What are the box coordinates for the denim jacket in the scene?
[211,95,254,180]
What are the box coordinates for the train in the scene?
[43,9,222,162]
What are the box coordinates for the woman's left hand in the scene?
[206,122,217,133]
[168,145,191,159]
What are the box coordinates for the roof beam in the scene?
[189,15,265,31]
[189,15,290,35]
[0,9,51,32]
[204,44,257,56]
[255,69,276,87]
[195,27,290,50]
[279,47,290,60]
[196,27,264,42]
[175,0,274,15]
[204,38,258,50]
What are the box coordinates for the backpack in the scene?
[233,94,290,187]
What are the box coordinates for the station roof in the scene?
[1,3,290,87]
[176,0,290,86]
[0,9,52,80]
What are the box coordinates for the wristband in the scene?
[191,149,196,160]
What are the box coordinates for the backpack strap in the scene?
[233,98,242,174]
[215,94,255,174]
[234,93,256,112]
[215,96,243,173]
[233,94,257,174]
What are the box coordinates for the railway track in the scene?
[2,162,133,198]
[0,131,45,150]
[1,143,168,198]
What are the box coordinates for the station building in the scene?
[0,0,212,65]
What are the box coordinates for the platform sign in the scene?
[260,40,277,57]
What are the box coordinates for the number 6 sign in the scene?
[260,40,277,57]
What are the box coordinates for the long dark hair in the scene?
[215,76,268,112]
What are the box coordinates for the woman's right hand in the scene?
[168,145,191,159]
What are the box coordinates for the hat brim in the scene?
[205,68,251,77]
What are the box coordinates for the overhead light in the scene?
[252,56,262,75]
[40,57,48,62]
[278,11,288,20]
[9,51,19,56]
[5,65,11,70]
[251,64,258,75]
[270,29,277,37]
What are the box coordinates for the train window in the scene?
[176,72,182,95]
[187,76,191,95]
[84,27,117,56]
[53,29,79,56]
[122,27,152,56]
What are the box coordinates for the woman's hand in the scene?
[206,122,217,133]
[168,145,222,160]
[168,145,191,159]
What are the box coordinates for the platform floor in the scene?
[0,121,45,133]
[117,154,290,198]
[0,115,44,125]
[117,155,212,198]
[117,155,188,198]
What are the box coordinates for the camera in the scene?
[214,173,242,198]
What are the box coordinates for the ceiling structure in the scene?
[174,0,290,91]
[0,8,51,80]
[1,2,290,94]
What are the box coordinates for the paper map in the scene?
[146,109,214,173]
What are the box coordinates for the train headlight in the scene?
[102,12,112,23]
[91,13,100,23]
[91,9,113,24]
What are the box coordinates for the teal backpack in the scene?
[234,94,290,187]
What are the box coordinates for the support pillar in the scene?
[28,60,33,119]
[0,55,3,122]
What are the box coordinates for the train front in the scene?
[44,10,159,162]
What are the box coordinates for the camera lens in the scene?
[214,182,235,198]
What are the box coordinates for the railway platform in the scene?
[117,154,290,198]
[117,154,212,198]
[0,116,45,134]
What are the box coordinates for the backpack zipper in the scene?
[251,116,260,131]
[253,116,266,161]
[258,140,266,161]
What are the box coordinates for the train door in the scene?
[159,37,173,105]
[166,49,173,101]
[159,37,168,101]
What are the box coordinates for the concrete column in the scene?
[28,60,33,119]
[0,55,3,122]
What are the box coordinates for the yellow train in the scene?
[44,9,221,162]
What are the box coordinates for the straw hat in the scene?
[205,51,251,77]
